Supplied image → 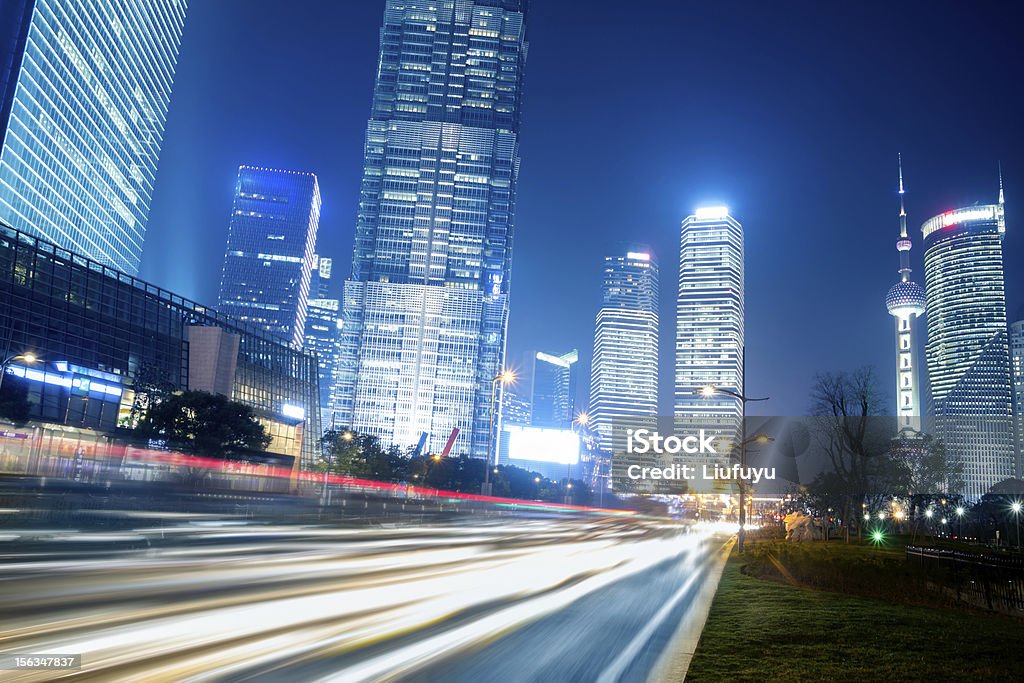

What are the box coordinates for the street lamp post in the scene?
[483,370,515,496]
[1012,502,1022,551]
[699,372,769,553]
[955,506,964,538]
[0,352,38,393]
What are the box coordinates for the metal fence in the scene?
[906,545,1024,614]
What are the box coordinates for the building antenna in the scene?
[898,153,907,239]
[998,161,1005,205]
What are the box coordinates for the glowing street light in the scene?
[0,352,39,393]
[483,370,516,495]
[1012,501,1022,550]
[955,506,965,537]
[699,376,769,553]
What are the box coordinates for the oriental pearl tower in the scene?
[885,155,926,431]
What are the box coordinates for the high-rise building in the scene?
[0,0,187,275]
[304,253,341,431]
[1011,320,1024,478]
[217,166,321,349]
[674,207,744,465]
[921,182,1015,499]
[588,251,659,450]
[502,389,532,427]
[312,254,334,298]
[336,0,529,457]
[531,350,578,429]
[885,156,926,429]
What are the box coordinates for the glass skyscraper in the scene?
[922,197,1015,499]
[337,0,529,457]
[217,166,321,350]
[531,349,578,429]
[588,251,659,451]
[304,254,341,431]
[0,0,187,275]
[674,207,744,469]
[1011,319,1024,479]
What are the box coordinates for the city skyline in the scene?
[139,0,1024,419]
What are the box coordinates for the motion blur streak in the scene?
[0,519,726,682]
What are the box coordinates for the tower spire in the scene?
[998,161,1005,205]
[898,153,907,239]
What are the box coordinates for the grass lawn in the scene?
[685,554,1024,681]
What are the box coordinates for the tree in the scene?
[808,366,894,541]
[135,390,271,454]
[122,362,176,429]
[887,432,963,498]
[319,430,406,482]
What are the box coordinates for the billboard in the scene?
[505,425,580,465]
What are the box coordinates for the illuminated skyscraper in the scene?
[531,349,578,429]
[502,389,531,427]
[1011,319,1024,478]
[304,254,341,431]
[217,166,321,349]
[336,0,529,456]
[0,0,187,275]
[922,180,1014,499]
[674,207,744,464]
[885,156,926,429]
[588,251,659,450]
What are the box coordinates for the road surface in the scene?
[0,516,729,682]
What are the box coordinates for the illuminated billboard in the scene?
[505,425,580,465]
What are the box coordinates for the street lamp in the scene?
[483,369,515,495]
[955,506,965,538]
[1012,501,1022,551]
[0,352,38,393]
[699,375,769,553]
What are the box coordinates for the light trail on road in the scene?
[0,518,728,682]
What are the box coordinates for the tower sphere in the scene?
[886,280,926,318]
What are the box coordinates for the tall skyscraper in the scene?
[217,166,321,349]
[0,0,187,275]
[1010,319,1024,478]
[921,182,1015,499]
[589,251,659,450]
[531,350,578,429]
[885,156,926,429]
[502,389,532,427]
[674,206,745,464]
[337,0,529,456]
[305,254,341,431]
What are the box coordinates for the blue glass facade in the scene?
[531,350,578,429]
[337,0,529,457]
[0,220,321,466]
[0,0,187,275]
[217,166,321,350]
[304,254,341,431]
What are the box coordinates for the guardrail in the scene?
[906,545,1024,614]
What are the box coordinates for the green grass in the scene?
[686,554,1023,682]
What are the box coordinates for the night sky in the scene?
[140,0,1024,417]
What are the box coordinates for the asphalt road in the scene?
[0,516,728,682]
